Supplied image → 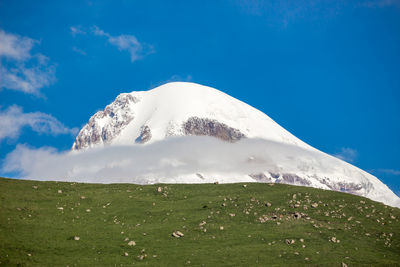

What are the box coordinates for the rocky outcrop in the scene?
[72,94,138,150]
[135,125,152,144]
[319,178,364,194]
[249,173,272,182]
[278,173,312,186]
[182,116,245,142]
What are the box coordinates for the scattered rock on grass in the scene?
[172,231,184,237]
[285,239,295,245]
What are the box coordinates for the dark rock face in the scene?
[182,116,245,142]
[135,125,152,144]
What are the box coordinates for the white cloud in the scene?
[92,26,154,62]
[0,105,78,142]
[333,147,358,163]
[0,30,36,60]
[1,136,354,184]
[0,29,56,95]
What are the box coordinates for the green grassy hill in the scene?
[0,178,399,266]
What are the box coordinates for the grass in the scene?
[0,177,399,266]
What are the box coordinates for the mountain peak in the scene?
[72,82,309,150]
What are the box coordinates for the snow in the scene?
[68,82,400,208]
[109,82,313,149]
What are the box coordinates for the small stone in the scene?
[27,253,32,257]
[86,209,91,212]
[172,231,184,237]
[74,236,80,241]
[229,213,235,217]
[124,237,129,241]
[57,207,64,210]
[219,226,224,230]
[58,190,62,194]
[265,202,272,207]
[311,203,318,208]
[124,252,129,256]
[32,186,38,189]
[342,263,348,267]
[157,187,162,192]
[300,238,304,243]
[128,240,136,246]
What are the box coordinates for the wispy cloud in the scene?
[69,25,154,62]
[91,26,154,62]
[0,29,56,95]
[72,46,87,56]
[168,74,193,82]
[235,0,400,27]
[0,105,78,142]
[362,0,400,8]
[70,26,86,36]
[150,74,193,88]
[333,147,358,163]
[371,169,400,175]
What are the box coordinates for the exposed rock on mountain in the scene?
[183,116,245,142]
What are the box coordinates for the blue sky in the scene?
[0,0,399,194]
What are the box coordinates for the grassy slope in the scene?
[0,178,399,267]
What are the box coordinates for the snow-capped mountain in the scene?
[72,82,400,207]
[73,82,312,150]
